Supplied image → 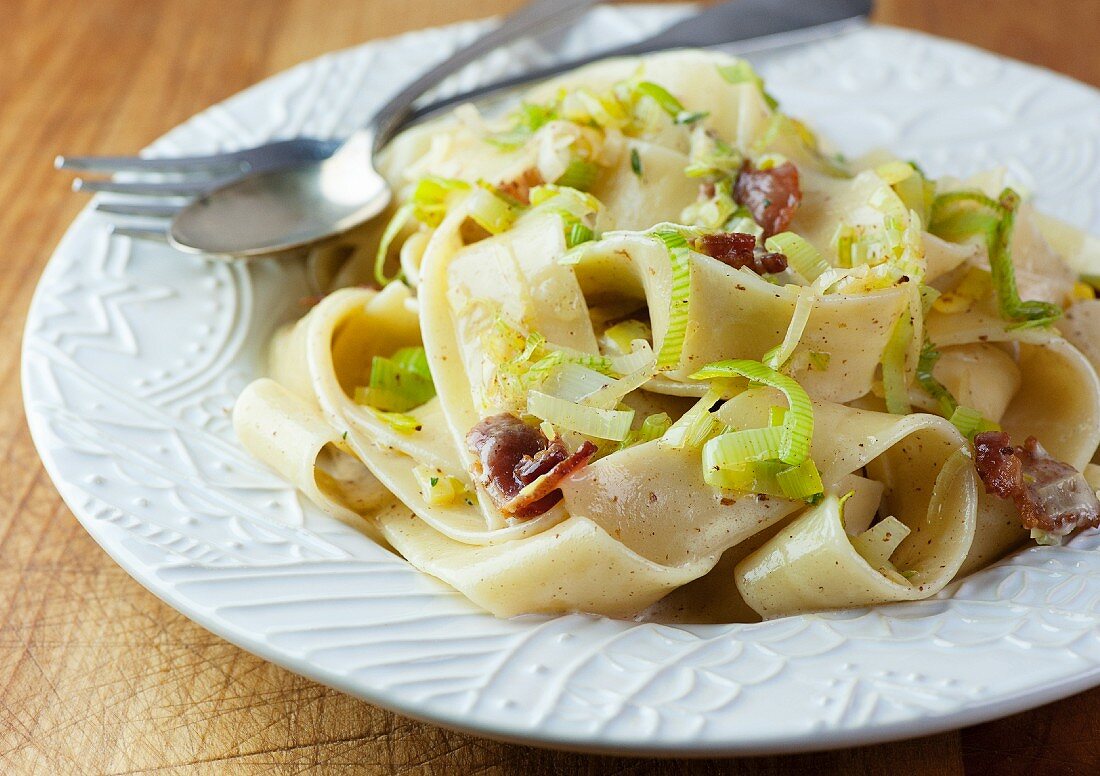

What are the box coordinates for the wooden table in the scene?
[3,1,1100,772]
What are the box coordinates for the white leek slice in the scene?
[765,232,830,282]
[691,359,814,465]
[466,186,518,235]
[661,388,726,449]
[650,228,694,371]
[621,412,672,448]
[947,405,999,440]
[874,161,915,186]
[582,359,656,410]
[763,287,816,370]
[881,303,914,415]
[527,391,634,441]
[703,427,784,470]
[601,320,652,356]
[554,158,600,191]
[412,466,467,507]
[540,363,614,403]
[608,339,655,375]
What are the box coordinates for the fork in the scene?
[56,0,602,250]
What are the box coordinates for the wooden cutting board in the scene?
[3,1,1100,772]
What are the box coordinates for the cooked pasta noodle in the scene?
[234,50,1100,621]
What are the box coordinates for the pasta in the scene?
[235,50,1100,622]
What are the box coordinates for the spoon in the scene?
[168,0,599,257]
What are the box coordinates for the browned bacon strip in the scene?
[502,440,597,517]
[466,413,596,518]
[733,161,802,238]
[694,232,788,275]
[973,431,1100,538]
[972,432,1022,500]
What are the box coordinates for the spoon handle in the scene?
[367,0,601,151]
[408,0,874,124]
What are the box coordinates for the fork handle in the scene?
[364,0,600,151]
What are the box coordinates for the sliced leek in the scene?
[929,187,1063,327]
[716,60,779,109]
[650,228,695,371]
[633,81,708,125]
[410,176,470,227]
[763,287,816,371]
[373,203,414,286]
[948,405,999,440]
[527,390,634,441]
[486,102,558,150]
[554,158,601,192]
[765,232,830,282]
[691,359,814,466]
[601,320,652,356]
[358,347,436,413]
[466,185,518,235]
[880,305,914,415]
[915,339,957,417]
[661,388,727,449]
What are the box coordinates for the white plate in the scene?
[23,6,1100,755]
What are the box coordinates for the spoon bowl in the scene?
[166,0,606,258]
[169,133,390,257]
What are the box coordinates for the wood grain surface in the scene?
[3,1,1100,773]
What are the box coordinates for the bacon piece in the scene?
[733,161,802,238]
[1014,438,1100,536]
[694,232,788,275]
[973,431,1100,537]
[502,440,597,517]
[972,432,1022,500]
[466,413,596,518]
[496,168,544,205]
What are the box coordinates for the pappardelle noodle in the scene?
[234,50,1100,622]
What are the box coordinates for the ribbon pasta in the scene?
[233,50,1100,621]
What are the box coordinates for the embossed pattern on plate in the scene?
[22,6,1100,755]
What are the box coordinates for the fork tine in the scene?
[95,201,183,217]
[109,224,169,242]
[56,152,247,174]
[73,178,221,196]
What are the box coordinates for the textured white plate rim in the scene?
[21,10,1100,756]
[22,427,1100,757]
[21,462,1100,757]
